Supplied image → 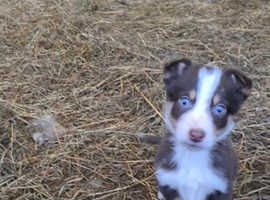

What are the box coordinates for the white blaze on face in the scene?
[173,67,222,149]
[195,67,222,112]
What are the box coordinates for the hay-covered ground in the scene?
[0,0,269,199]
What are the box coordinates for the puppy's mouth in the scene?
[183,141,203,150]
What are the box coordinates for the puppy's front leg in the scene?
[158,185,181,200]
[207,189,233,200]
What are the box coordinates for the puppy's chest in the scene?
[156,149,227,200]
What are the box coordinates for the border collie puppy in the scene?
[143,58,252,200]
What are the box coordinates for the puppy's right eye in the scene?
[179,96,192,109]
[212,104,227,117]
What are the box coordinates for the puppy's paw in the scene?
[138,133,162,145]
[158,191,165,200]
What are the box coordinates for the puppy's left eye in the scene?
[179,96,192,109]
[213,104,227,117]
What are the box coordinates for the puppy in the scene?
[142,58,252,200]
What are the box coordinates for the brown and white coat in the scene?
[154,59,252,200]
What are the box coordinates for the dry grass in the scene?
[0,0,269,199]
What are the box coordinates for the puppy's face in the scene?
[163,59,252,150]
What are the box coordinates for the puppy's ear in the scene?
[164,58,192,80]
[163,58,193,101]
[223,68,252,114]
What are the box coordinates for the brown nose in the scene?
[189,129,205,143]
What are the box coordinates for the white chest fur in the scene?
[156,145,227,200]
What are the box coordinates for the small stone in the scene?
[29,115,67,145]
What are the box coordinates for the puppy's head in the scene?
[163,58,252,150]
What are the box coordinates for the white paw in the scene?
[158,191,165,200]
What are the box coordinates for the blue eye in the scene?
[179,96,192,109]
[213,104,227,117]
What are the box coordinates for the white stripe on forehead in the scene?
[195,66,222,110]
